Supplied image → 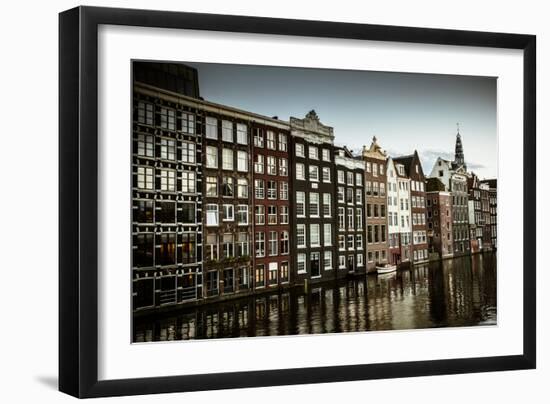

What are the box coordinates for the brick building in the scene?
[251,123,292,289]
[394,151,429,264]
[362,137,389,271]
[426,177,453,259]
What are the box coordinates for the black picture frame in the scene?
[59,5,536,398]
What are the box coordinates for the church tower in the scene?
[454,123,466,170]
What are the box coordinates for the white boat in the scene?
[376,264,397,274]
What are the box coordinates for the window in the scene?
[356,208,363,229]
[267,156,277,175]
[280,206,289,224]
[338,207,345,230]
[237,232,249,256]
[366,181,372,195]
[297,254,306,274]
[205,117,218,139]
[366,162,371,173]
[367,225,373,243]
[157,201,175,223]
[206,146,218,168]
[338,170,345,184]
[237,151,248,172]
[296,163,305,180]
[205,234,218,261]
[157,233,176,265]
[296,143,305,157]
[236,123,247,144]
[268,263,278,285]
[160,108,176,130]
[221,176,234,197]
[222,233,234,258]
[309,165,319,182]
[181,171,196,193]
[372,163,378,177]
[355,173,363,186]
[347,208,354,229]
[267,131,276,150]
[181,142,196,163]
[268,206,277,224]
[222,149,233,170]
[268,231,278,256]
[322,148,331,162]
[279,158,288,176]
[255,232,265,257]
[309,193,320,217]
[309,146,319,159]
[255,206,265,225]
[339,255,346,269]
[254,154,264,174]
[356,189,362,204]
[279,133,288,151]
[179,112,195,134]
[357,254,364,267]
[280,262,289,282]
[322,167,331,183]
[237,178,248,198]
[267,181,277,199]
[137,166,153,190]
[380,183,386,197]
[346,188,354,204]
[137,134,154,157]
[255,265,265,287]
[356,234,363,250]
[324,251,332,270]
[237,205,248,225]
[296,224,306,248]
[255,179,265,199]
[160,138,176,160]
[134,200,153,223]
[137,101,154,125]
[221,120,233,142]
[337,186,345,203]
[279,182,288,200]
[280,231,290,255]
[338,235,345,250]
[347,172,354,186]
[222,204,234,221]
[160,169,176,192]
[206,204,219,226]
[322,193,331,217]
[296,192,306,216]
[206,176,217,197]
[310,224,320,246]
[347,235,354,250]
[254,128,264,147]
[324,223,332,246]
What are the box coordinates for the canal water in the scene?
[133,252,496,342]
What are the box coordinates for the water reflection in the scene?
[133,252,496,342]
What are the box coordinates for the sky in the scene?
[186,62,497,179]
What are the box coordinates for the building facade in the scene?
[289,111,338,284]
[482,179,498,249]
[386,158,412,265]
[468,174,493,252]
[426,177,454,259]
[362,137,389,271]
[251,123,292,290]
[335,147,366,274]
[394,151,429,264]
[132,82,203,311]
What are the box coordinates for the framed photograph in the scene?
[59,6,536,398]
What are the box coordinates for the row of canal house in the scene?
[132,62,496,313]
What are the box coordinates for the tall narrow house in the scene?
[334,147,366,275]
[289,111,337,284]
[394,151,429,264]
[362,137,389,272]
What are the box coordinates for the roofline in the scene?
[134,81,291,129]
